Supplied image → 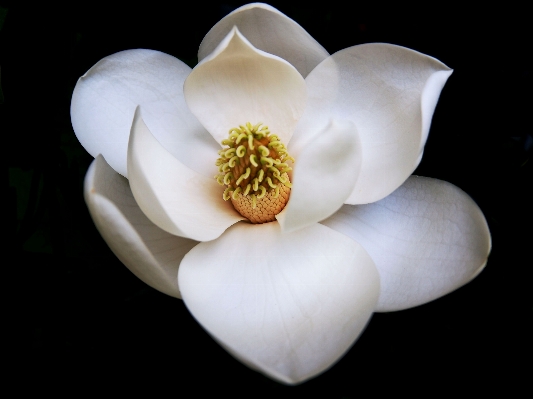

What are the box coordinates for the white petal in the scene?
[127,108,243,241]
[84,155,199,298]
[277,120,361,233]
[198,3,329,78]
[178,222,379,384]
[292,43,452,204]
[71,49,219,178]
[321,176,491,312]
[184,27,307,145]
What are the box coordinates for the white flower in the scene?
[71,3,491,385]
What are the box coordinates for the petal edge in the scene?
[84,155,199,298]
[321,176,491,311]
[179,222,379,384]
[278,119,362,233]
[71,49,218,178]
[198,3,329,77]
[294,43,452,204]
[185,27,306,145]
[127,108,244,241]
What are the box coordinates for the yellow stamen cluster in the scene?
[215,122,294,223]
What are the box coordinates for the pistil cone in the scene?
[216,122,294,224]
[231,178,291,223]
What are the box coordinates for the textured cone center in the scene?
[215,123,294,223]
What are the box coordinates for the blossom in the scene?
[70,3,491,385]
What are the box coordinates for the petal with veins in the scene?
[127,108,244,242]
[198,3,329,78]
[185,26,306,145]
[278,119,361,233]
[71,49,219,178]
[321,176,491,312]
[179,222,379,384]
[292,43,452,204]
[84,155,199,298]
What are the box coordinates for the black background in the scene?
[3,1,531,396]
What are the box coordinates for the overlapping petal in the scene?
[277,119,362,232]
[321,176,491,312]
[185,27,307,145]
[127,108,244,241]
[178,221,379,384]
[84,155,198,298]
[70,2,491,386]
[291,43,452,204]
[71,49,219,178]
[198,3,329,78]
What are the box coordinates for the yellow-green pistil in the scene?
[215,122,294,223]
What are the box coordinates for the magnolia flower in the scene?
[71,3,491,384]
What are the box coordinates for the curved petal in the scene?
[178,221,380,385]
[198,3,329,78]
[84,155,199,298]
[71,49,219,178]
[127,108,244,242]
[292,43,452,204]
[277,119,362,233]
[321,176,491,312]
[184,26,307,145]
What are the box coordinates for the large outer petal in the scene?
[71,49,219,178]
[127,108,244,242]
[185,27,306,145]
[321,176,491,312]
[198,3,329,78]
[277,119,361,233]
[291,43,452,204]
[178,222,380,384]
[84,155,198,298]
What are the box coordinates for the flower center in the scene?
[215,122,294,223]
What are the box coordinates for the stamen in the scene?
[236,133,247,144]
[250,154,259,167]
[232,187,242,200]
[218,162,229,173]
[269,167,281,178]
[228,156,238,167]
[223,187,232,201]
[236,145,246,157]
[215,122,294,223]
[242,124,252,135]
[257,185,266,199]
[267,177,277,188]
[258,146,269,156]
[224,148,236,158]
[248,134,254,150]
[261,157,274,167]
[235,174,245,186]
[223,173,233,185]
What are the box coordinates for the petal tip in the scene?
[185,24,306,145]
